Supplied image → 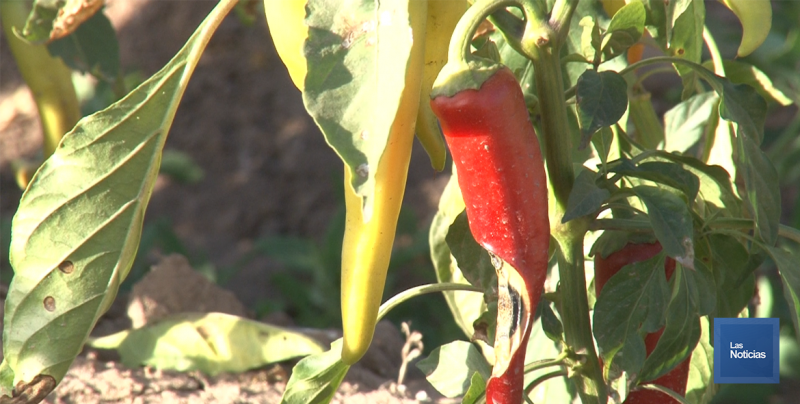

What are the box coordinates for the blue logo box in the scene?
[714,317,780,384]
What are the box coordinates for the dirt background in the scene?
[0,0,452,402]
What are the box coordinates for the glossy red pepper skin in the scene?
[595,242,690,404]
[431,67,549,404]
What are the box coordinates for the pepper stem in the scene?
[448,0,524,64]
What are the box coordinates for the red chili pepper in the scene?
[431,67,550,404]
[594,242,690,404]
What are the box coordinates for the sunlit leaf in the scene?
[303,0,422,218]
[88,312,324,375]
[416,341,491,398]
[0,1,237,394]
[280,339,350,404]
[663,92,719,153]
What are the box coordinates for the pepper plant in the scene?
[2,0,798,403]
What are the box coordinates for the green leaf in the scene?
[638,267,701,383]
[591,126,614,167]
[766,245,800,344]
[640,0,667,49]
[647,151,741,217]
[541,303,564,343]
[706,234,755,319]
[613,160,700,202]
[416,341,491,398]
[462,372,487,404]
[303,0,420,219]
[633,186,694,265]
[579,16,602,63]
[667,0,704,100]
[702,60,792,106]
[280,339,350,404]
[12,0,60,43]
[429,168,484,337]
[737,131,781,245]
[600,1,646,61]
[446,211,497,295]
[562,168,610,223]
[685,317,718,404]
[663,92,719,153]
[88,312,324,375]
[719,83,768,145]
[593,252,671,377]
[47,10,120,81]
[576,69,629,147]
[0,1,236,395]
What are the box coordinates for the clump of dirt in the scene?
[127,254,249,328]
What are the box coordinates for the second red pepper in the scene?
[595,242,691,404]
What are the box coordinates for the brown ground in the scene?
[0,0,451,402]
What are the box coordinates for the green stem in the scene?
[554,233,606,404]
[377,283,483,321]
[449,0,524,64]
[522,0,605,401]
[703,25,725,77]
[524,370,568,396]
[523,351,569,373]
[636,384,692,404]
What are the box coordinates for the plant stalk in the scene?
[522,0,605,402]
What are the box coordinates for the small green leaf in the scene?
[640,0,668,49]
[429,168,484,338]
[541,303,564,343]
[13,0,60,43]
[562,168,610,223]
[593,253,671,377]
[685,317,718,404]
[416,341,491,398]
[576,70,628,147]
[668,0,704,100]
[633,186,694,264]
[613,160,701,202]
[591,126,614,167]
[579,15,602,62]
[737,131,781,245]
[600,1,646,61]
[706,234,755,319]
[647,151,741,217]
[639,267,701,383]
[0,0,236,394]
[462,372,487,404]
[766,245,800,344]
[702,60,792,106]
[446,211,497,294]
[88,312,324,375]
[719,83,768,145]
[280,339,350,404]
[663,92,719,153]
[47,10,120,81]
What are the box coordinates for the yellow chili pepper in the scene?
[719,0,772,57]
[340,1,428,365]
[1,0,80,163]
[263,0,308,90]
[414,0,468,172]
